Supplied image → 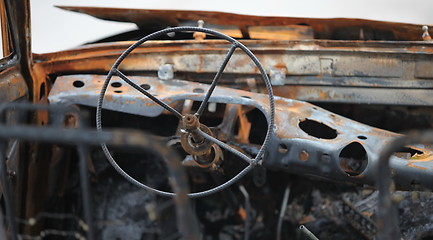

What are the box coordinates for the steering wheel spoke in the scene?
[196,43,237,117]
[115,69,183,119]
[196,128,253,164]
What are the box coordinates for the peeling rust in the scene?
[58,6,431,41]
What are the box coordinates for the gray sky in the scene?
[31,0,433,53]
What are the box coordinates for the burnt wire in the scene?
[77,145,95,240]
[276,183,291,240]
[239,185,252,240]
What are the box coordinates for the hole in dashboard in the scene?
[299,119,337,139]
[73,80,84,88]
[394,147,424,159]
[140,84,151,90]
[279,143,288,153]
[246,108,267,144]
[111,82,122,88]
[193,88,204,93]
[339,142,368,176]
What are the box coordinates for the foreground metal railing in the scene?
[376,130,433,240]
[0,103,199,240]
[1,102,432,239]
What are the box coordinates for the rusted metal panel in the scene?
[57,6,431,41]
[0,67,28,102]
[273,85,433,106]
[248,25,314,40]
[415,60,433,79]
[47,74,433,190]
[33,39,433,106]
[334,56,403,77]
[263,55,320,76]
[320,58,334,76]
[34,40,433,82]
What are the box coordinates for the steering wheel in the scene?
[96,27,275,198]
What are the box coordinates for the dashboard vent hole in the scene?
[299,118,337,139]
[339,142,368,176]
[73,80,84,88]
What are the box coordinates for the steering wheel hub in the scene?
[183,114,200,131]
[181,123,213,157]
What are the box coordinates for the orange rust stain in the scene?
[10,77,20,84]
[299,150,309,161]
[105,94,113,102]
[273,87,297,99]
[238,207,246,220]
[144,101,157,106]
[406,164,427,170]
[317,90,332,100]
[405,154,433,170]
[274,98,311,115]
[274,63,287,69]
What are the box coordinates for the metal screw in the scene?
[158,64,174,80]
[197,20,204,28]
[193,20,206,40]
[422,26,431,41]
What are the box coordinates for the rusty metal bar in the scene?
[376,131,433,239]
[0,142,18,240]
[197,128,252,164]
[76,145,94,240]
[299,225,319,240]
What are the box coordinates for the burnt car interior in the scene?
[1,0,433,239]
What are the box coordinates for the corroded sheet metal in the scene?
[57,6,430,41]
[48,74,433,190]
[34,40,433,82]
[34,39,433,105]
[273,86,433,106]
[248,25,314,40]
[415,61,433,78]
[47,75,383,141]
[0,68,28,102]
[334,57,403,77]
